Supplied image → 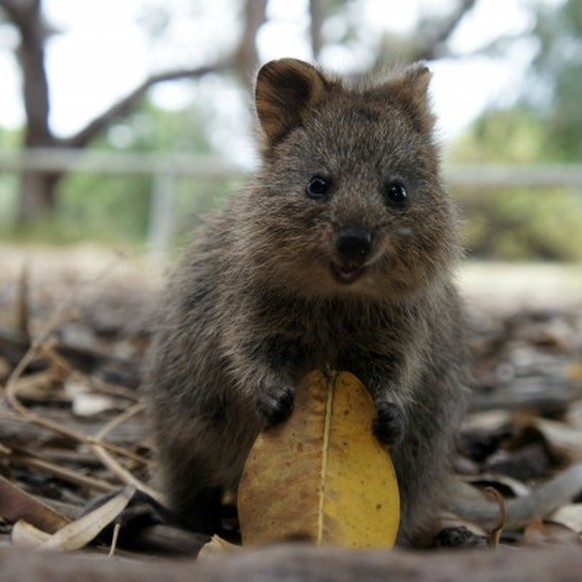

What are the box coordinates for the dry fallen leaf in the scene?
[0,474,70,533]
[37,486,136,552]
[530,418,582,462]
[523,518,580,546]
[238,370,400,548]
[197,534,241,560]
[11,519,52,548]
[568,362,582,382]
[548,504,582,534]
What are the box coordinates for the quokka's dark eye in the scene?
[306,175,330,200]
[384,181,408,208]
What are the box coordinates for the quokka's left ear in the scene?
[255,58,331,146]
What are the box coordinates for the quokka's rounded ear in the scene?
[402,63,432,105]
[396,63,435,133]
[370,63,435,134]
[255,59,329,146]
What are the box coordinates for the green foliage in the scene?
[455,186,582,261]
[0,124,22,150]
[452,106,582,261]
[0,127,21,230]
[59,174,152,242]
[453,107,546,164]
[0,96,243,247]
[452,109,582,260]
[450,0,582,261]
[52,100,230,245]
[531,0,582,162]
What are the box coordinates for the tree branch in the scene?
[413,0,479,61]
[0,0,29,25]
[59,61,232,149]
[234,0,268,88]
[1,0,54,147]
[309,0,324,61]
[60,0,268,150]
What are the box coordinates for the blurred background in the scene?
[0,0,581,286]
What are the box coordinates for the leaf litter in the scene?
[1,247,582,557]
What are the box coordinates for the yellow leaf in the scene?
[238,370,400,548]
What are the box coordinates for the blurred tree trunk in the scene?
[411,0,479,61]
[235,0,268,88]
[0,0,61,221]
[308,0,324,60]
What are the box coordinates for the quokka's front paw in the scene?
[373,401,407,446]
[256,383,295,426]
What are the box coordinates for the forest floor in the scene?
[0,243,581,576]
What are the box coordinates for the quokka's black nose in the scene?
[336,225,373,263]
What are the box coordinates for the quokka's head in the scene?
[241,58,461,301]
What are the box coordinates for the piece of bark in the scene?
[0,474,70,533]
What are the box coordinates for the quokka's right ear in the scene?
[255,59,329,146]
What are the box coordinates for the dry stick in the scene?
[108,521,122,558]
[0,398,147,465]
[43,340,141,403]
[5,334,86,442]
[39,351,149,466]
[90,403,166,504]
[5,354,144,462]
[10,454,116,493]
[2,255,154,486]
[87,376,142,402]
[44,347,140,404]
[16,262,31,340]
[9,387,148,464]
[4,264,98,442]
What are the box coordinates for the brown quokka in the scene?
[145,58,582,545]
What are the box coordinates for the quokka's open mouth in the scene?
[331,262,366,285]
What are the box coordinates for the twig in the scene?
[2,257,152,480]
[16,262,30,340]
[90,403,166,504]
[485,486,507,548]
[41,346,75,375]
[0,405,149,465]
[108,521,121,557]
[10,454,116,493]
[87,376,141,402]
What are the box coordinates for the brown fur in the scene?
[145,59,470,545]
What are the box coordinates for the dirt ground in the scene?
[2,242,581,310]
[0,242,581,572]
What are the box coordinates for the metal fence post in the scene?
[148,171,176,266]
